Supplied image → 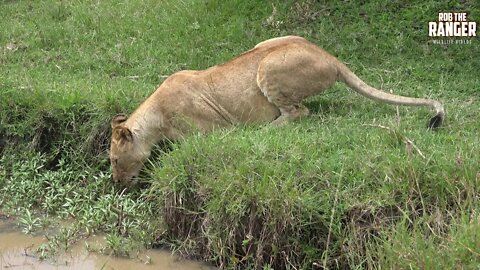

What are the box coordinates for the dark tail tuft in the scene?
[428,113,443,130]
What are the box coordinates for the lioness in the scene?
[110,36,444,187]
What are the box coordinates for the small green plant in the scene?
[36,225,79,259]
[18,208,41,234]
[104,233,135,257]
[1,152,162,260]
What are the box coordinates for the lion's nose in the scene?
[112,172,120,183]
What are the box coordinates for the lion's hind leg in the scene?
[256,51,314,126]
[257,77,310,126]
[256,44,336,126]
[256,66,310,126]
[270,103,309,126]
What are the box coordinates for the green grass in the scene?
[148,123,479,268]
[1,0,479,269]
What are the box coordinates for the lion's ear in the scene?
[111,114,128,129]
[113,126,133,143]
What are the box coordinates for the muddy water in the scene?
[0,219,215,270]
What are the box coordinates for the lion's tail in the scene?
[336,61,444,129]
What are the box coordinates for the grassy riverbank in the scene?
[1,0,479,269]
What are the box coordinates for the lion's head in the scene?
[110,114,146,187]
